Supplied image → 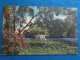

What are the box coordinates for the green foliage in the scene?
[26,26,49,38]
[35,7,77,38]
[19,40,78,55]
[34,17,77,38]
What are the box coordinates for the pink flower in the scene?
[21,35,25,38]
[16,36,20,39]
[23,44,30,48]
[2,31,4,34]
[4,45,8,47]
[20,46,23,48]
[8,40,13,42]
[8,38,15,43]
[23,46,27,48]
[17,41,23,45]
[8,40,12,42]
[3,35,6,38]
[12,46,15,48]
[15,47,18,49]
[22,38,26,40]
[26,44,30,47]
[7,31,11,34]
[12,41,15,43]
[9,46,15,50]
[9,48,13,50]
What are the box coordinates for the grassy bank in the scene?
[19,40,78,55]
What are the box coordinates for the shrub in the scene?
[2,29,30,55]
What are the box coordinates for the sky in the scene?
[54,14,67,20]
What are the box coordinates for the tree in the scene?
[24,26,49,38]
[19,8,46,34]
[9,6,16,31]
[3,6,12,29]
[33,7,77,38]
[10,6,34,35]
[64,8,77,38]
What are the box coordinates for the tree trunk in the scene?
[4,6,11,29]
[13,7,16,31]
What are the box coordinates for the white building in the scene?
[35,35,46,41]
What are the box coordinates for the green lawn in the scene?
[19,40,78,55]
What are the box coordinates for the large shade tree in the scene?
[32,7,77,38]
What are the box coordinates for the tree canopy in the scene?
[3,6,77,38]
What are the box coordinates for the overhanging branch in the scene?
[19,9,46,34]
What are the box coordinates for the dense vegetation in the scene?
[19,40,78,55]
